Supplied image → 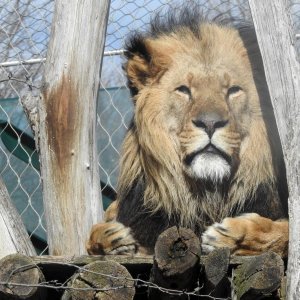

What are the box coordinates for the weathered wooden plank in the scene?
[248,1,300,298]
[0,178,36,258]
[32,254,154,267]
[30,253,265,268]
[36,0,110,255]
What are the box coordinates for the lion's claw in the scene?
[86,221,138,255]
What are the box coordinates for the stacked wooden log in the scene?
[0,254,46,300]
[149,227,201,299]
[0,227,285,300]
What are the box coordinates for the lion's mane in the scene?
[115,7,288,251]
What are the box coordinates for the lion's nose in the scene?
[192,112,228,138]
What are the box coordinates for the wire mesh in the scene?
[0,0,299,255]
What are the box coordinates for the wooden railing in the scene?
[0,227,286,300]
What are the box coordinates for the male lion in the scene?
[87,8,289,257]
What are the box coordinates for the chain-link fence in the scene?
[0,0,299,255]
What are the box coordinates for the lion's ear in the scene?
[124,37,171,95]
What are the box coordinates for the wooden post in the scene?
[149,227,201,299]
[0,178,36,258]
[248,1,300,298]
[35,0,110,255]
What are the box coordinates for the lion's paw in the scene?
[201,213,288,257]
[86,221,138,255]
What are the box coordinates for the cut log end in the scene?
[232,251,284,300]
[0,254,46,300]
[203,248,231,297]
[150,227,201,299]
[62,260,135,300]
[154,226,201,277]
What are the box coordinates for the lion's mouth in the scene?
[184,144,231,166]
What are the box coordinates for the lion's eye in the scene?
[175,85,191,96]
[227,85,242,97]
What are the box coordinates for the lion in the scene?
[87,8,289,257]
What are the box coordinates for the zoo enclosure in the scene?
[4,0,296,255]
[1,0,300,299]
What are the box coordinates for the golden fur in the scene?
[87,13,288,256]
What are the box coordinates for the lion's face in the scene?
[127,24,263,184]
[159,61,244,183]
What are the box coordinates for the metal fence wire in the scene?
[0,0,299,254]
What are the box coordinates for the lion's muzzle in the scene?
[192,111,229,138]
